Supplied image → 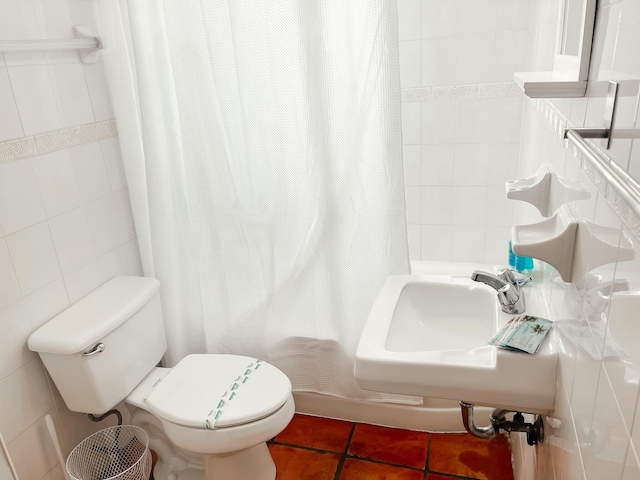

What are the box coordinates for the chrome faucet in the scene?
[471,269,525,314]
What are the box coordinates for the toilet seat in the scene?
[145,354,292,429]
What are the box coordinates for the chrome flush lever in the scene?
[83,343,105,356]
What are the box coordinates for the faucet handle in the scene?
[497,284,519,306]
[498,269,518,287]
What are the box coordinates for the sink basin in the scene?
[355,273,558,414]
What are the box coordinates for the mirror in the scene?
[560,0,584,56]
[554,0,595,82]
[515,0,596,98]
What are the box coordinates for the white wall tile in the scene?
[422,36,457,86]
[406,224,421,260]
[31,150,83,218]
[483,227,510,264]
[451,226,485,262]
[125,239,143,276]
[454,143,489,185]
[68,0,100,33]
[485,187,514,227]
[0,0,123,473]
[8,65,61,135]
[457,33,495,84]
[421,144,454,185]
[458,0,497,35]
[422,99,455,144]
[84,195,126,256]
[23,278,69,330]
[0,0,40,41]
[494,30,529,82]
[68,142,112,203]
[570,328,602,445]
[48,207,95,274]
[488,143,520,186]
[623,443,640,480]
[420,225,452,261]
[0,67,24,142]
[83,62,114,122]
[6,409,61,480]
[0,301,35,381]
[398,0,421,41]
[101,137,127,192]
[96,243,131,280]
[6,222,61,296]
[583,368,628,479]
[0,359,53,444]
[63,260,103,303]
[32,0,73,38]
[452,186,487,225]
[401,101,421,145]
[455,98,492,144]
[420,186,453,224]
[49,63,95,128]
[490,97,524,143]
[404,185,421,224]
[0,239,21,310]
[403,145,421,186]
[421,0,457,39]
[41,465,66,480]
[0,158,46,235]
[399,40,421,89]
[495,0,532,31]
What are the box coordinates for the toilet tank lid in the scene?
[28,276,161,355]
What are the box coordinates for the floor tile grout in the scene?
[333,422,356,480]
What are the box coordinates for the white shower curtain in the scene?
[98,0,412,401]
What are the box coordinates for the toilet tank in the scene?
[28,276,167,415]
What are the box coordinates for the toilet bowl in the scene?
[27,276,295,480]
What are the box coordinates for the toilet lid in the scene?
[145,354,291,429]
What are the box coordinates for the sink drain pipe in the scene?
[459,402,544,446]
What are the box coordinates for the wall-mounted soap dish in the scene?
[512,206,635,283]
[506,165,590,217]
[512,207,578,281]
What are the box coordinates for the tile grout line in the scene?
[423,433,431,480]
[333,422,356,480]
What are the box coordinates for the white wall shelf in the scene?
[514,72,587,98]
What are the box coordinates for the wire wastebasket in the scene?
[66,425,152,480]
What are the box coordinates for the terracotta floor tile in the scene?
[426,475,462,480]
[348,423,429,469]
[428,433,513,480]
[339,458,424,480]
[274,413,354,452]
[270,444,340,480]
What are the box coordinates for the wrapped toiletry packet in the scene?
[488,315,553,354]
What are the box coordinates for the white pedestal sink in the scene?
[355,267,558,414]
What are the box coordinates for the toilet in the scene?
[27,276,295,480]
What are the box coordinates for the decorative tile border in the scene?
[0,119,117,164]
[0,137,37,163]
[530,97,640,240]
[401,82,522,102]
